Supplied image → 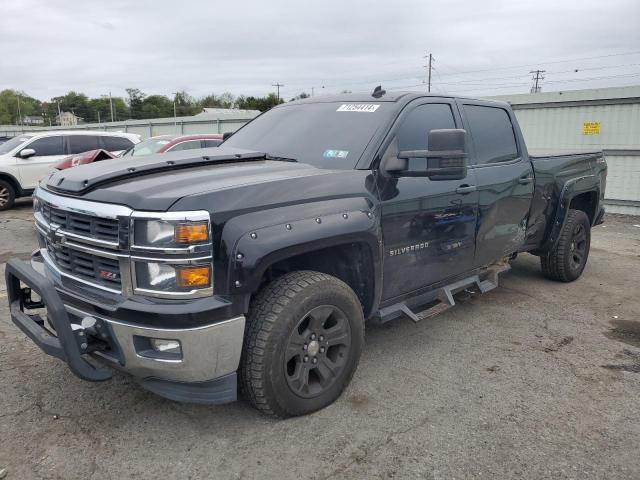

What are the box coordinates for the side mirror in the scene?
[222,131,234,141]
[18,148,36,159]
[384,129,468,181]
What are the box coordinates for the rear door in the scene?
[17,135,67,189]
[378,100,478,301]
[68,135,100,155]
[458,101,534,266]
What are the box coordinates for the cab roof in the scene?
[284,90,509,109]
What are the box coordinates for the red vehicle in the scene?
[54,134,223,170]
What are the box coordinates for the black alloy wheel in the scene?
[284,305,352,398]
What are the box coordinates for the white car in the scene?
[0,131,140,210]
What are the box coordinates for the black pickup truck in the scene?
[5,90,607,417]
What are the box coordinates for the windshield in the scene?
[122,136,174,157]
[0,135,34,155]
[224,102,391,169]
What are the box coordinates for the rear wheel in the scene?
[240,271,364,417]
[0,179,16,211]
[541,209,591,282]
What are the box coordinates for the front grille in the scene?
[46,241,121,289]
[42,203,119,243]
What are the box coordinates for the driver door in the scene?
[377,101,478,301]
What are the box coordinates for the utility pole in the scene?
[272,83,284,101]
[109,92,114,122]
[172,92,178,132]
[529,69,546,93]
[424,53,434,92]
[16,93,22,126]
[97,111,101,124]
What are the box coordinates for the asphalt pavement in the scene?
[1,200,639,479]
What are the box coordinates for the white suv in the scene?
[0,131,140,210]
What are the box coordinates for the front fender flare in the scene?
[221,199,382,310]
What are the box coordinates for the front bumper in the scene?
[5,258,245,404]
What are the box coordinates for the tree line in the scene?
[0,88,311,126]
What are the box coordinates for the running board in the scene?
[375,261,511,324]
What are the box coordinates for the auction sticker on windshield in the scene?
[323,149,349,158]
[336,104,380,113]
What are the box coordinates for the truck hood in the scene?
[41,147,343,211]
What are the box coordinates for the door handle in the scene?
[518,176,533,185]
[455,185,477,194]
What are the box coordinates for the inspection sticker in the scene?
[323,149,349,158]
[336,103,380,113]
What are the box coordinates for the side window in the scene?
[203,139,222,148]
[167,140,202,152]
[27,136,65,156]
[393,103,456,170]
[101,136,134,152]
[463,105,519,164]
[68,135,100,154]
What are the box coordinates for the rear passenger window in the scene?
[27,136,65,156]
[203,139,221,148]
[68,135,100,154]
[101,136,134,152]
[463,105,519,164]
[393,103,456,171]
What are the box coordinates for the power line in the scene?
[431,50,640,79]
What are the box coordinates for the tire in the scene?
[0,179,16,211]
[240,271,365,417]
[540,209,591,282]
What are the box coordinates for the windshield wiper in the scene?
[265,154,298,163]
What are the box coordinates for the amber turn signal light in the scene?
[174,223,209,244]
[176,265,211,288]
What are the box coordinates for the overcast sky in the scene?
[1,0,639,101]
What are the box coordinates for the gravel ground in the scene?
[0,199,639,480]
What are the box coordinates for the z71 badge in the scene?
[99,270,119,281]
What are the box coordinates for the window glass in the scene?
[101,136,134,151]
[122,137,174,156]
[463,105,518,164]
[224,102,394,170]
[203,139,222,148]
[68,135,100,154]
[167,140,202,152]
[27,136,65,156]
[393,103,456,171]
[0,135,33,154]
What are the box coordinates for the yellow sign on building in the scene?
[582,121,601,135]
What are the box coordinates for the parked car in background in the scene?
[0,131,140,210]
[0,136,11,146]
[53,148,119,170]
[120,134,223,157]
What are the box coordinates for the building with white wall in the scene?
[488,86,640,215]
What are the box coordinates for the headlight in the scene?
[32,195,41,213]
[134,262,212,293]
[133,215,210,249]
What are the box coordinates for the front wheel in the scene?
[541,209,591,282]
[0,179,16,211]
[240,271,364,417]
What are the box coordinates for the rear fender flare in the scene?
[543,175,599,251]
